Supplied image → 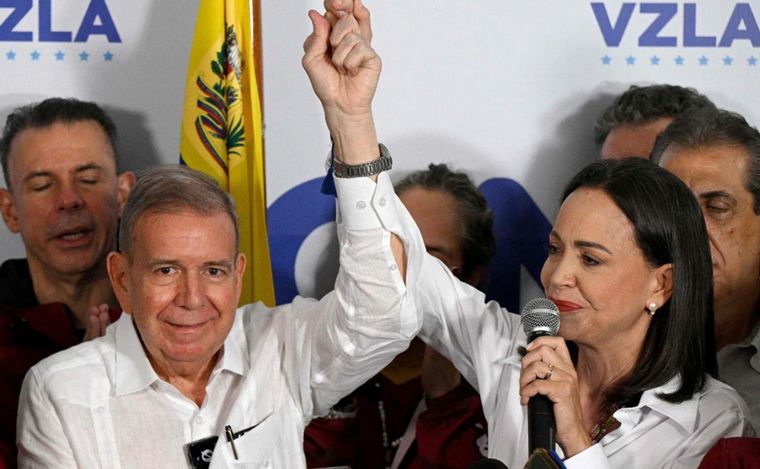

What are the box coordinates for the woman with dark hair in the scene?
[414,158,752,468]
[304,4,752,466]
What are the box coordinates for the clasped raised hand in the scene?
[302,0,381,164]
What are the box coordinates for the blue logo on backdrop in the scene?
[591,2,760,68]
[268,178,336,306]
[267,177,551,313]
[1,0,120,63]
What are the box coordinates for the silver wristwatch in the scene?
[332,143,392,178]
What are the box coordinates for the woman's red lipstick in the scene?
[550,298,582,312]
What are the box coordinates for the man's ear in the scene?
[116,171,135,216]
[234,252,247,304]
[107,251,132,312]
[649,263,674,309]
[235,253,247,283]
[0,188,20,233]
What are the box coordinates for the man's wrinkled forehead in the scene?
[660,139,743,164]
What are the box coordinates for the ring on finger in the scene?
[545,363,554,380]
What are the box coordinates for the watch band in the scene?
[332,143,392,178]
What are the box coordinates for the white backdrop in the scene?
[2,0,759,309]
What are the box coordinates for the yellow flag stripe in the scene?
[180,0,274,306]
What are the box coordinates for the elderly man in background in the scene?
[651,108,760,433]
[594,84,716,160]
[17,1,422,467]
[0,98,133,465]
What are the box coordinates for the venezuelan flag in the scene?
[180,0,274,306]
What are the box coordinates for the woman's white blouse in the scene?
[413,252,753,469]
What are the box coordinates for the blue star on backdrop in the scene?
[0,48,121,64]
[598,53,760,68]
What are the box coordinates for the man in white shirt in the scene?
[17,2,419,467]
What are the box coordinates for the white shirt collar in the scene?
[725,319,760,372]
[112,312,249,396]
[748,322,760,372]
[616,375,697,433]
[639,376,698,432]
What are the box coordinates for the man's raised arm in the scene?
[302,0,407,280]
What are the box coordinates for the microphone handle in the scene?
[527,330,556,453]
[528,394,555,453]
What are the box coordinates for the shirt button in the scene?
[356,200,367,209]
[389,264,397,271]
[195,416,203,424]
[97,407,105,413]
[378,196,387,207]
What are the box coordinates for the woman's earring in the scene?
[647,302,657,316]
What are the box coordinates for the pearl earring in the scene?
[647,302,657,316]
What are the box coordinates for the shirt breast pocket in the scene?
[214,407,302,468]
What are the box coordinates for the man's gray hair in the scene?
[118,165,239,257]
[651,107,760,215]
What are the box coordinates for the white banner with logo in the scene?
[2,1,759,310]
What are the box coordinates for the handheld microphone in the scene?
[520,298,560,454]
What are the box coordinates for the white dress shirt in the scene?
[413,254,754,469]
[718,321,760,433]
[17,173,422,469]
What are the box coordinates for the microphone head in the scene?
[521,298,560,338]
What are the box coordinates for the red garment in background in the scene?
[1,258,121,469]
[698,437,760,468]
[411,382,488,468]
[305,373,422,468]
[304,374,487,468]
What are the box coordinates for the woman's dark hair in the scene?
[561,158,716,405]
